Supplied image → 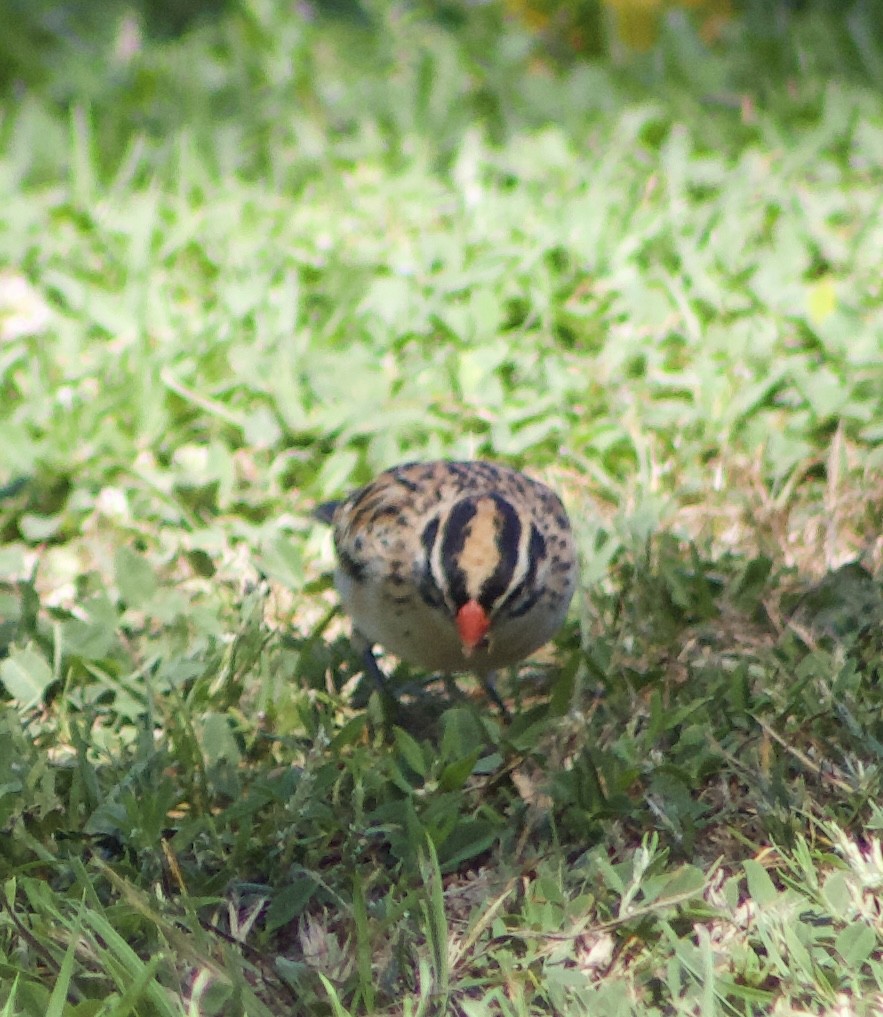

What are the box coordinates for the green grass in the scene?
[1,2,883,1014]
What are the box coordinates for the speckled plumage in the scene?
[317,460,576,686]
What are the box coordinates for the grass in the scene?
[1,1,883,1014]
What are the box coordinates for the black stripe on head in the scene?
[498,523,546,618]
[344,483,387,532]
[368,503,404,524]
[476,495,523,612]
[438,498,477,609]
[418,514,445,609]
[391,464,420,492]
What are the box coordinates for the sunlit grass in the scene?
[0,2,882,1014]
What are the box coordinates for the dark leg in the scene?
[350,630,396,702]
[361,644,392,694]
[350,629,387,690]
[351,635,401,721]
[480,671,511,721]
[442,671,510,719]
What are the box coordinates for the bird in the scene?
[315,460,576,711]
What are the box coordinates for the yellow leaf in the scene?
[807,277,837,325]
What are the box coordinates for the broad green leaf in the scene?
[0,645,53,706]
[394,727,428,778]
[265,876,318,933]
[835,922,877,967]
[743,859,779,907]
[114,546,157,608]
[199,712,242,766]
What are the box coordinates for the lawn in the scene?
[1,2,882,1014]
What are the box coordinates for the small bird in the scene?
[315,460,576,709]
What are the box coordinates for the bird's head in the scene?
[421,490,539,660]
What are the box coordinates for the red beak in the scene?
[455,599,490,657]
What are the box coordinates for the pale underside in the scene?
[335,564,570,675]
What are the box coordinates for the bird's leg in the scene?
[443,675,463,701]
[349,631,402,723]
[361,646,393,695]
[351,630,392,695]
[479,670,511,721]
[442,671,511,719]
